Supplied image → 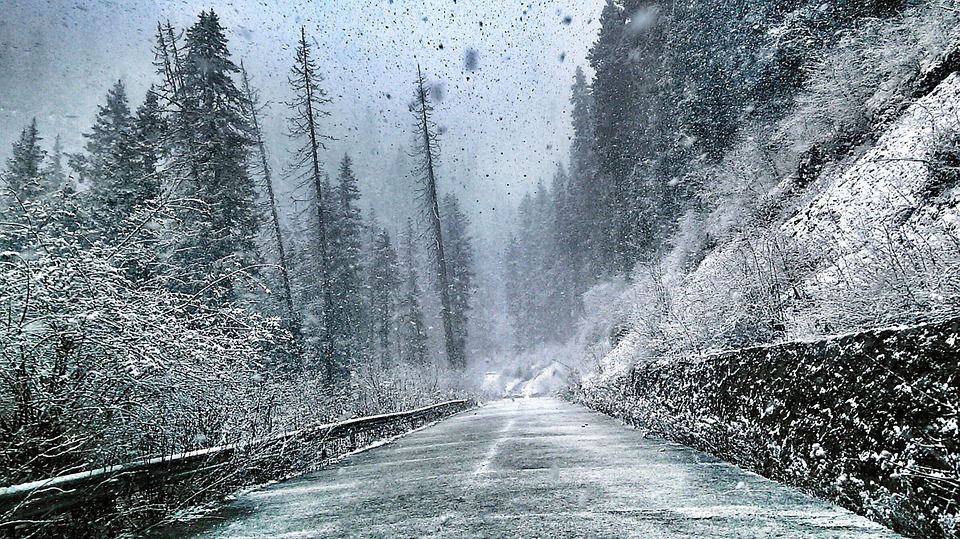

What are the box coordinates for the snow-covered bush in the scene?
[351,360,467,415]
[0,201,279,486]
[787,3,958,150]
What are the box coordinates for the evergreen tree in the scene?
[1,119,47,252]
[569,67,596,183]
[410,66,462,369]
[85,80,132,156]
[546,168,579,336]
[170,10,260,304]
[328,154,365,370]
[367,226,400,367]
[502,180,575,350]
[565,68,605,285]
[3,119,46,203]
[440,194,474,364]
[286,26,337,379]
[44,134,85,243]
[72,81,161,242]
[44,135,67,192]
[589,0,637,272]
[396,220,428,366]
[1,121,85,252]
[503,234,528,348]
[505,192,542,349]
[132,88,165,192]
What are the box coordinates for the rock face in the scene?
[580,317,960,539]
[586,73,960,367]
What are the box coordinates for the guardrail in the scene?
[0,399,474,536]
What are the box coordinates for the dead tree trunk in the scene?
[412,66,463,369]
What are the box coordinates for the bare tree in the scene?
[152,21,185,109]
[286,27,336,379]
[240,64,296,326]
[410,66,463,369]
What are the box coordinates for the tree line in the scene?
[502,0,921,350]
[0,9,473,491]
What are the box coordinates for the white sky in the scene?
[0,0,603,232]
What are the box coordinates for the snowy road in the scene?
[165,398,899,538]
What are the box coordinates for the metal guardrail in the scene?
[0,399,474,532]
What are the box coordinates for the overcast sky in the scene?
[0,0,604,232]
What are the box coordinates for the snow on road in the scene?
[160,398,900,538]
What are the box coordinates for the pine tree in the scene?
[503,181,575,350]
[1,119,47,252]
[587,0,687,268]
[238,65,304,369]
[1,120,86,252]
[97,87,167,284]
[410,66,462,369]
[328,154,365,370]
[396,220,428,366]
[3,119,46,202]
[86,80,132,156]
[170,10,261,304]
[569,67,596,183]
[565,68,603,284]
[367,226,400,367]
[131,88,165,192]
[549,165,582,328]
[505,192,540,349]
[286,26,337,379]
[590,0,644,272]
[440,194,474,366]
[503,234,528,349]
[44,134,86,242]
[72,80,161,242]
[44,135,67,191]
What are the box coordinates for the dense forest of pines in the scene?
[503,0,960,365]
[0,10,474,488]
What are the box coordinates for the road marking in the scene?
[473,418,515,475]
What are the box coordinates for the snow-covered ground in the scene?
[161,398,900,538]
[785,72,960,283]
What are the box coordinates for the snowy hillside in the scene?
[786,72,960,279]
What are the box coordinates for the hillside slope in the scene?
[585,28,960,372]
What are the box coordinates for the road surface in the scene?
[164,397,899,538]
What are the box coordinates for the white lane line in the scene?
[473,418,515,475]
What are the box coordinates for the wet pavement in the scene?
[170,397,900,538]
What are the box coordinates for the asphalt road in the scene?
[169,397,900,538]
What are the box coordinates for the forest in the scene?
[503,0,960,375]
[1,0,960,535]
[0,11,476,494]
